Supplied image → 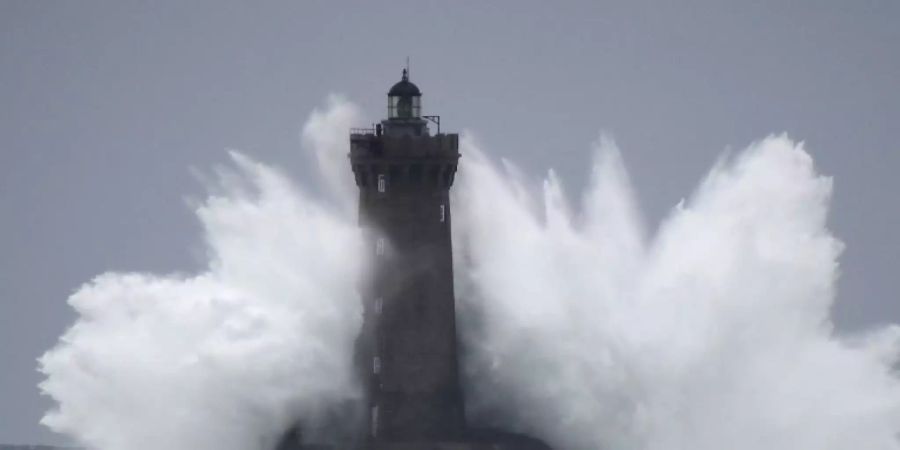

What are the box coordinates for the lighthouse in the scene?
[347,70,551,450]
[350,68,464,442]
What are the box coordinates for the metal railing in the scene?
[350,127,375,135]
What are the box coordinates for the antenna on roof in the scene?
[406,56,410,79]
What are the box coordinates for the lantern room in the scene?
[387,69,421,119]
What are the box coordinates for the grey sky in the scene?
[1,0,897,445]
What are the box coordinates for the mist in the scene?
[454,134,900,449]
[38,150,365,448]
[39,99,900,450]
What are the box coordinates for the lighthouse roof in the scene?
[388,69,421,97]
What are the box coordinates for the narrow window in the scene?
[374,297,383,314]
[439,204,446,222]
[373,356,381,374]
[375,238,385,256]
[371,406,379,437]
[377,174,386,193]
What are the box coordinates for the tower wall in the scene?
[350,132,463,443]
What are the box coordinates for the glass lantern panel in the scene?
[411,96,421,118]
[397,97,412,118]
[388,96,399,119]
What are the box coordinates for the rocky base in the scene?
[283,428,551,450]
[368,434,550,450]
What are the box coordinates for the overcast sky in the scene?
[1,1,898,445]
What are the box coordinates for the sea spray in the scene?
[39,98,900,450]
[454,134,900,450]
[39,118,364,449]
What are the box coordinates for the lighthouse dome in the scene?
[387,69,422,120]
[388,69,421,97]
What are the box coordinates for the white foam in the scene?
[39,99,900,450]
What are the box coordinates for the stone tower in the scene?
[350,69,463,444]
[347,70,550,450]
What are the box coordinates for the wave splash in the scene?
[39,99,900,450]
[454,134,900,450]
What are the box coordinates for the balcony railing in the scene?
[350,127,375,135]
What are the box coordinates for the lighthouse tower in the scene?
[347,70,550,450]
[350,69,463,443]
